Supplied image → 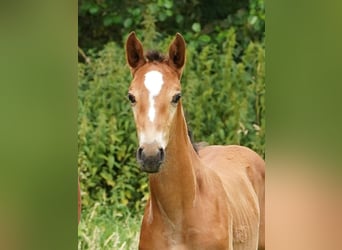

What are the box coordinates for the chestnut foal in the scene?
[125,32,265,250]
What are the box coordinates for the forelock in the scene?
[145,51,166,62]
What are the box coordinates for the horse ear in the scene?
[168,33,186,76]
[126,32,146,73]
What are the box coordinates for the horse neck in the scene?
[148,103,200,222]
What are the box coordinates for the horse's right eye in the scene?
[171,93,181,104]
[127,93,136,104]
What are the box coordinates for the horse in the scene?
[125,32,265,250]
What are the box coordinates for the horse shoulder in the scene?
[199,145,264,195]
[209,145,265,250]
[198,145,262,249]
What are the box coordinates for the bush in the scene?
[78,0,264,52]
[78,28,265,216]
[78,43,148,214]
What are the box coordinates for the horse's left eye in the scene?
[171,93,181,104]
[127,93,136,104]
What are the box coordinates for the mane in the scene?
[187,129,199,153]
[145,50,166,62]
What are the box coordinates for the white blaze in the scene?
[144,70,164,122]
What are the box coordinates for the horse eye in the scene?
[127,93,136,104]
[171,93,181,104]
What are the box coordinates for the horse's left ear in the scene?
[168,33,186,77]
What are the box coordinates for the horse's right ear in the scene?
[168,33,186,77]
[125,32,146,74]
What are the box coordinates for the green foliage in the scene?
[78,43,148,214]
[182,28,265,153]
[78,0,264,51]
[78,28,265,215]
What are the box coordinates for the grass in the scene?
[78,202,141,250]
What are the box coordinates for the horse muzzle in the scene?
[136,144,165,173]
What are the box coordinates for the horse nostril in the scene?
[137,147,144,160]
[159,148,165,162]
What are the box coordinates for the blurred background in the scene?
[1,0,340,249]
[77,0,265,249]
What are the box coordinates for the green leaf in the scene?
[164,0,173,9]
[176,14,183,24]
[192,22,201,33]
[158,13,167,21]
[123,18,133,28]
[165,9,172,17]
[107,155,114,169]
[89,5,99,15]
[199,35,211,43]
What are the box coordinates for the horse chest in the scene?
[140,211,229,250]
[139,226,228,250]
